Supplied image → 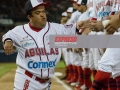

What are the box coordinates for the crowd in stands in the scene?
[0,0,27,22]
[0,0,72,23]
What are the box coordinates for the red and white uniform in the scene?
[98,0,120,78]
[67,10,81,24]
[79,0,97,69]
[3,22,77,90]
[89,0,114,70]
[96,0,113,21]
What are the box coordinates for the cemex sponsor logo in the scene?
[28,58,57,69]
[54,36,77,45]
[98,11,111,17]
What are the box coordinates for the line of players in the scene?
[60,0,120,90]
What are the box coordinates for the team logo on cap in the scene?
[37,0,43,3]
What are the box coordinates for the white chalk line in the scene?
[53,74,72,90]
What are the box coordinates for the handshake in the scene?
[77,14,120,35]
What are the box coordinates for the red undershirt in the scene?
[29,23,42,32]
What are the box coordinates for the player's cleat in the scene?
[74,84,82,90]
[70,82,79,86]
[80,84,88,90]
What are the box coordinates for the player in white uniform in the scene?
[60,12,68,25]
[60,12,70,80]
[66,0,83,86]
[89,0,120,90]
[66,7,74,22]
[2,0,85,90]
[62,7,75,83]
[74,0,95,90]
[67,0,81,24]
[89,0,118,90]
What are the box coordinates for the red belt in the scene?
[25,70,49,83]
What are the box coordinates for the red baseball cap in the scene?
[25,0,51,14]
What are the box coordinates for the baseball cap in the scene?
[71,0,78,3]
[77,0,87,5]
[67,7,73,13]
[25,0,51,14]
[61,12,67,17]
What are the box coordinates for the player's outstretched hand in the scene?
[4,41,15,55]
[76,19,90,30]
[105,14,120,34]
[89,21,104,32]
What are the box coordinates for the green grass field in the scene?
[0,61,94,82]
[0,63,17,78]
[0,60,65,78]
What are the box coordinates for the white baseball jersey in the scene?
[78,10,90,22]
[78,0,97,68]
[66,9,82,67]
[97,0,120,76]
[113,0,120,13]
[88,31,97,69]
[77,0,93,22]
[93,32,105,70]
[87,0,97,19]
[3,22,77,79]
[96,0,113,21]
[67,10,81,24]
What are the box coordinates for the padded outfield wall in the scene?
[0,50,17,62]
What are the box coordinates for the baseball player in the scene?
[60,12,69,80]
[72,0,100,90]
[60,12,68,25]
[67,0,81,24]
[2,0,85,90]
[66,7,73,21]
[65,0,83,86]
[66,0,88,87]
[89,0,120,90]
[62,7,75,83]
[88,0,119,90]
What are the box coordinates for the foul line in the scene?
[53,75,72,90]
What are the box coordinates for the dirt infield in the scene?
[0,69,15,90]
[0,68,73,90]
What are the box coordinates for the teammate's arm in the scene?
[76,20,90,30]
[105,14,120,34]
